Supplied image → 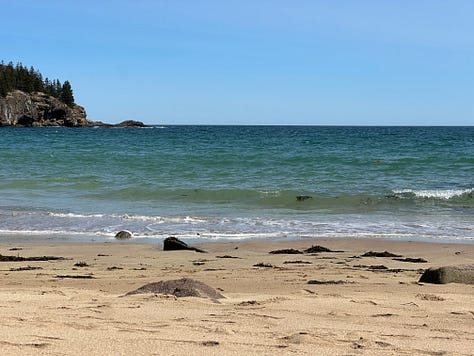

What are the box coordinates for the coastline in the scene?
[0,237,473,355]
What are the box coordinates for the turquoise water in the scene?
[0,126,473,242]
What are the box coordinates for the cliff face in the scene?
[0,90,92,127]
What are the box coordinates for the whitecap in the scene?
[393,188,474,200]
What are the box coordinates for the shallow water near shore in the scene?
[1,125,473,243]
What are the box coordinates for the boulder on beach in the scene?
[115,230,132,240]
[163,236,206,253]
[125,278,224,299]
[419,266,474,284]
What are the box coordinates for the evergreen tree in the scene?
[53,79,62,98]
[43,78,54,96]
[0,61,77,105]
[0,71,8,97]
[60,80,75,107]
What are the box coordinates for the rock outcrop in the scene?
[419,266,474,284]
[93,119,148,128]
[163,237,206,253]
[0,90,92,127]
[115,230,133,240]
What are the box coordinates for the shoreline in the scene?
[1,232,474,246]
[0,237,473,354]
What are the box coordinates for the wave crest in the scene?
[392,188,474,200]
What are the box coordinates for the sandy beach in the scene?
[0,237,473,355]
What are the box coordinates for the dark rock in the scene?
[115,230,132,240]
[92,120,149,128]
[419,266,474,284]
[0,90,91,127]
[114,120,147,127]
[269,248,303,254]
[163,236,206,253]
[296,195,312,201]
[125,278,225,299]
[361,251,402,258]
[0,90,150,128]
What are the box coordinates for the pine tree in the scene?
[60,80,75,107]
[0,61,77,104]
[0,71,8,97]
[53,79,61,98]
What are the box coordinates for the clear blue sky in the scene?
[2,0,473,125]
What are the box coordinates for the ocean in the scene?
[0,126,473,243]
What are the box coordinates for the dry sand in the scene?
[0,237,473,355]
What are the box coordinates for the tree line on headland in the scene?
[0,61,75,107]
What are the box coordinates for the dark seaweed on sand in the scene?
[10,266,43,271]
[253,262,275,268]
[361,251,401,258]
[0,254,66,262]
[304,245,343,253]
[307,280,349,285]
[74,261,89,267]
[269,249,303,254]
[393,257,427,263]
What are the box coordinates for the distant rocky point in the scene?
[95,120,148,128]
[0,90,147,128]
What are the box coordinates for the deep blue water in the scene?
[0,126,473,243]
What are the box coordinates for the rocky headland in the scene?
[0,90,146,128]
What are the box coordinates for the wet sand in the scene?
[0,237,473,355]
